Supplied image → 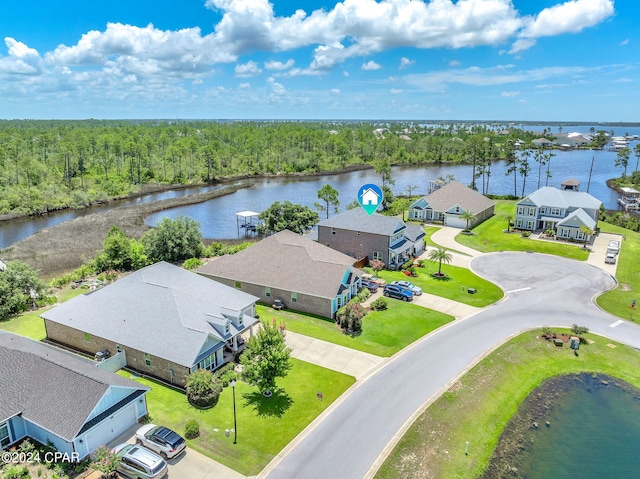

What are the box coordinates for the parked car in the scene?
[112,443,168,479]
[605,253,617,264]
[272,298,285,310]
[383,284,413,301]
[390,280,422,296]
[360,278,379,293]
[135,424,186,459]
[607,240,620,255]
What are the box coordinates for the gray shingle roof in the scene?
[317,208,405,236]
[42,262,259,368]
[196,230,361,299]
[520,186,602,210]
[0,332,148,441]
[418,181,495,215]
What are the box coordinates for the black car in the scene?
[360,278,379,293]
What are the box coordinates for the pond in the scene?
[483,373,640,479]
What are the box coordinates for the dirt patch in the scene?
[0,183,251,278]
[621,283,632,291]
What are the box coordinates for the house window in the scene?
[225,322,230,334]
[83,332,91,342]
[528,208,535,216]
[239,313,243,326]
[116,344,122,353]
[526,221,533,229]
[357,231,360,236]
[550,207,561,216]
[373,251,382,260]
[235,281,241,289]
[265,287,271,297]
[291,292,297,303]
[517,206,524,215]
[577,231,584,240]
[0,422,11,448]
[144,353,151,366]
[331,228,336,235]
[455,206,460,213]
[337,296,342,308]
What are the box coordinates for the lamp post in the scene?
[230,379,237,444]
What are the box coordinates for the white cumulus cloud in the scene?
[265,59,295,70]
[235,60,262,77]
[399,57,415,70]
[362,60,382,71]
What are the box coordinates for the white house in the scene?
[361,188,380,206]
[514,186,602,240]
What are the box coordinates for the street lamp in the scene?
[230,379,237,444]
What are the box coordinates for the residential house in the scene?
[316,208,425,269]
[42,262,259,388]
[196,230,362,319]
[0,332,149,458]
[531,138,552,148]
[560,179,580,191]
[408,181,496,228]
[514,186,602,240]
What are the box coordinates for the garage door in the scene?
[84,403,137,453]
[445,215,467,229]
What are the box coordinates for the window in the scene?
[331,228,336,235]
[116,344,122,353]
[234,281,241,289]
[0,422,11,448]
[144,353,151,366]
[455,206,460,213]
[517,206,524,215]
[373,251,382,260]
[83,332,91,342]
[239,313,243,326]
[291,292,297,303]
[516,220,522,228]
[526,221,533,229]
[265,287,271,297]
[550,207,561,216]
[528,208,535,216]
[225,322,230,334]
[337,296,342,308]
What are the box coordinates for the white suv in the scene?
[112,443,168,479]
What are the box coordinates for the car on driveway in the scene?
[360,278,379,293]
[383,284,413,301]
[605,253,617,264]
[390,280,422,296]
[112,443,168,479]
[135,424,186,459]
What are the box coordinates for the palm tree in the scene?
[579,225,593,248]
[459,210,477,231]
[428,247,453,276]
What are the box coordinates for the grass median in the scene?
[119,358,355,476]
[257,302,454,357]
[455,201,590,261]
[375,329,640,479]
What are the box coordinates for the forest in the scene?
[0,119,565,216]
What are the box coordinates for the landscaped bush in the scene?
[400,259,413,270]
[370,297,388,311]
[186,369,223,408]
[357,288,370,302]
[184,420,200,439]
[1,465,29,479]
[90,445,120,478]
[521,231,532,238]
[182,257,203,270]
[336,301,366,333]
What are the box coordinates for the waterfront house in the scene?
[42,262,259,387]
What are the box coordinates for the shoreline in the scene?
[0,183,252,278]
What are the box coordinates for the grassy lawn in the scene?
[118,359,355,476]
[0,284,86,340]
[596,222,640,320]
[455,200,590,261]
[374,266,503,307]
[257,303,453,357]
[375,329,640,479]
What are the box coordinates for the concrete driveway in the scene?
[261,251,635,479]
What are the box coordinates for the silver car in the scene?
[391,280,423,296]
[112,443,168,479]
[135,424,186,459]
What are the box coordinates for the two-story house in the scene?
[197,230,362,319]
[42,262,259,388]
[514,186,602,240]
[316,208,425,269]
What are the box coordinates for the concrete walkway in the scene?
[285,330,385,380]
[429,225,483,258]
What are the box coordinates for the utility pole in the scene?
[586,156,594,193]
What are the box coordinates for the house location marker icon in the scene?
[357,183,384,216]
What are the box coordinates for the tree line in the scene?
[0,119,579,216]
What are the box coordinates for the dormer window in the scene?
[225,322,230,335]
[238,313,244,326]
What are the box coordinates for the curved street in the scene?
[261,251,638,479]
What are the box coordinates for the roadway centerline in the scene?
[506,287,532,294]
[609,320,624,328]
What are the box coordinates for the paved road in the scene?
[261,252,639,479]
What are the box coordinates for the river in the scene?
[0,123,638,247]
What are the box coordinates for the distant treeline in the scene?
[0,119,591,216]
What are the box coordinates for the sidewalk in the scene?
[285,330,385,380]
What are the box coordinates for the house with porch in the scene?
[514,186,602,240]
[197,230,362,319]
[0,332,149,458]
[408,181,495,228]
[42,262,259,388]
[316,208,425,270]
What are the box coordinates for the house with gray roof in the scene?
[316,208,425,269]
[197,230,362,319]
[515,186,602,240]
[408,181,495,228]
[42,262,259,387]
[0,332,149,458]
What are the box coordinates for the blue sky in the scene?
[0,0,635,121]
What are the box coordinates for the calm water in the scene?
[1,123,639,247]
[513,375,640,479]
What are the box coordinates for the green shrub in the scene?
[186,369,223,408]
[370,297,388,311]
[184,420,200,439]
[183,258,203,270]
[400,259,413,270]
[2,465,29,479]
[521,231,532,238]
[90,445,120,477]
[357,288,370,302]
